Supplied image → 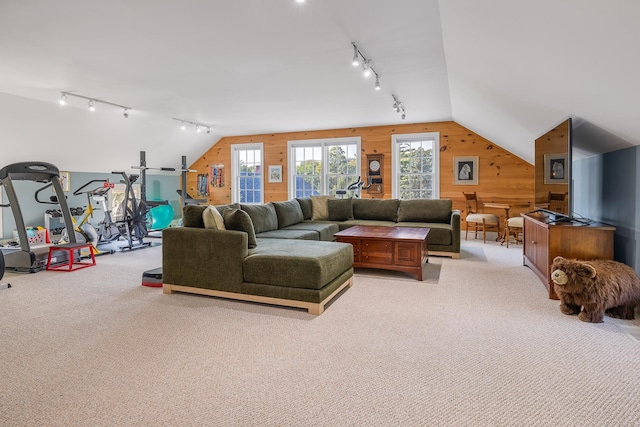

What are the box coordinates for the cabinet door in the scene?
[395,242,420,267]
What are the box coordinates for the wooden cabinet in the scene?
[522,213,615,299]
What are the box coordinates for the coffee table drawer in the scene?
[362,240,393,265]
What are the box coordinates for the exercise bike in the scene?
[71,179,122,246]
[344,176,371,198]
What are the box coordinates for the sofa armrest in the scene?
[450,210,461,253]
[162,227,248,293]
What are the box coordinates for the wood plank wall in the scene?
[187,121,534,223]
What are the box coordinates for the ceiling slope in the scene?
[439,0,640,163]
[0,0,450,173]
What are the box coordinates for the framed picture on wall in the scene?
[268,165,282,183]
[453,156,478,185]
[543,153,568,184]
[59,171,70,192]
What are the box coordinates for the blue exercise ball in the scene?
[147,204,174,230]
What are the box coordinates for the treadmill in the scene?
[0,162,77,273]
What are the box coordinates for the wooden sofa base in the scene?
[163,277,353,315]
[429,250,460,259]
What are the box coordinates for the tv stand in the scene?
[522,213,615,299]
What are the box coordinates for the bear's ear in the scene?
[578,262,596,279]
[553,256,566,264]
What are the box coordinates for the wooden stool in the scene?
[46,243,96,271]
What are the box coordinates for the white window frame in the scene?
[231,142,264,204]
[391,132,440,199]
[287,137,361,199]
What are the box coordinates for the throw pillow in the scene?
[273,199,304,229]
[327,198,354,221]
[202,205,226,230]
[310,195,331,221]
[295,198,313,220]
[240,203,278,234]
[223,209,257,249]
[182,205,207,228]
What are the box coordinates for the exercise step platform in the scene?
[46,243,96,272]
[142,267,162,287]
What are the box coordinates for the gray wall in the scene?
[572,145,640,270]
[2,171,180,239]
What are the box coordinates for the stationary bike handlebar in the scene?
[73,179,114,196]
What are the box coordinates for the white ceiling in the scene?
[0,0,638,173]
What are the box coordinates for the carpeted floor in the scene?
[1,238,639,426]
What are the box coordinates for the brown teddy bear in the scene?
[550,256,640,323]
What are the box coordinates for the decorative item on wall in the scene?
[543,153,568,184]
[197,174,209,196]
[58,171,70,192]
[453,156,479,185]
[268,165,283,183]
[210,164,224,187]
[366,154,384,194]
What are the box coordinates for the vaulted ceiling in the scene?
[0,0,638,173]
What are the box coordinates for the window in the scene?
[231,143,263,204]
[288,137,360,198]
[392,132,439,199]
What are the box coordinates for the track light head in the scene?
[88,100,95,112]
[207,127,211,134]
[375,76,381,90]
[181,122,186,131]
[59,93,67,105]
[352,44,360,66]
[401,113,406,120]
[123,108,129,118]
[363,61,371,78]
[196,125,201,133]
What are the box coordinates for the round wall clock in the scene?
[369,160,381,172]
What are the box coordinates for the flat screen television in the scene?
[534,118,572,220]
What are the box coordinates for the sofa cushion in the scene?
[352,198,400,222]
[273,199,304,229]
[327,198,354,221]
[214,203,240,216]
[241,203,278,234]
[398,199,453,223]
[395,222,452,245]
[256,229,319,240]
[183,205,207,228]
[223,209,257,249]
[311,195,331,220]
[202,205,226,230]
[296,197,313,220]
[338,220,397,231]
[243,239,353,290]
[285,221,339,242]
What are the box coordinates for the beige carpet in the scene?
[1,238,639,426]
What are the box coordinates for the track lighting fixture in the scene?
[392,94,406,120]
[350,42,381,91]
[59,92,131,118]
[173,118,213,134]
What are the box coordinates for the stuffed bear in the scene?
[550,256,640,323]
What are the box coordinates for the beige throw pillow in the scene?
[310,195,331,221]
[202,205,226,230]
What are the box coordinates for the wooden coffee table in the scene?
[334,226,430,280]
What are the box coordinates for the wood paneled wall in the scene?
[187,121,534,221]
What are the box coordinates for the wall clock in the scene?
[366,154,384,195]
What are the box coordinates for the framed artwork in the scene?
[268,165,282,183]
[453,156,478,185]
[544,153,568,184]
[59,171,70,192]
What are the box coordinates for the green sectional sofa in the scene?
[162,197,460,315]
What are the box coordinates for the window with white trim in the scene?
[231,143,263,204]
[392,132,439,199]
[288,137,361,198]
